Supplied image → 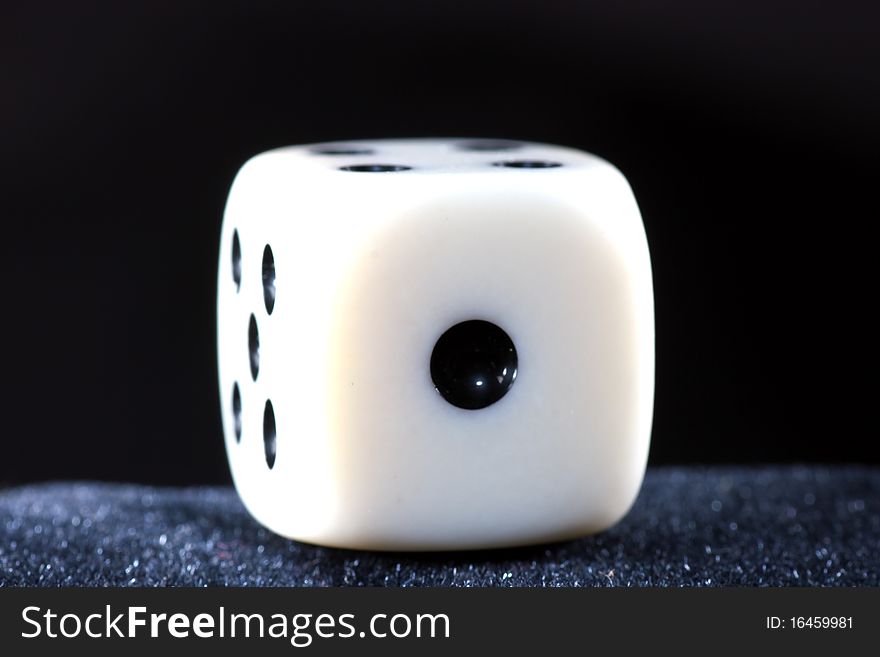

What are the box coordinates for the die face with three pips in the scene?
[217,139,654,550]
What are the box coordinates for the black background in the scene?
[1,1,876,485]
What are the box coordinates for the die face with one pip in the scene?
[217,139,654,551]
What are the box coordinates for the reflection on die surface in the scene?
[217,138,654,550]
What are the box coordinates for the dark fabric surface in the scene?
[1,466,877,587]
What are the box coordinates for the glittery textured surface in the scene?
[1,467,877,587]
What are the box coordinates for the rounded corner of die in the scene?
[616,461,651,525]
[233,149,279,179]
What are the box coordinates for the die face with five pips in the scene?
[217,138,654,550]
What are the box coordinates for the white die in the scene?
[217,139,654,550]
